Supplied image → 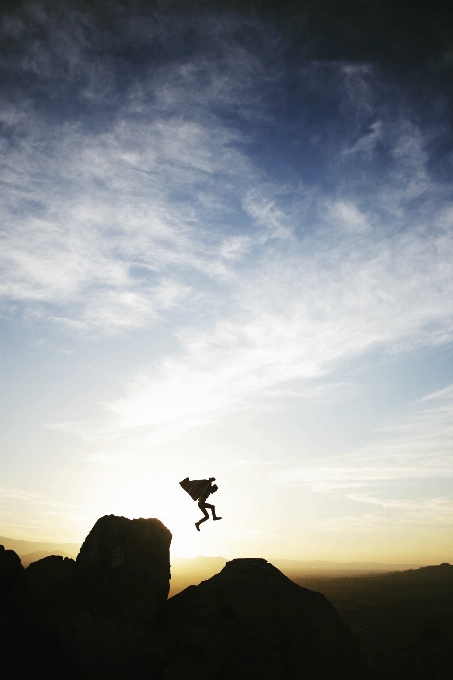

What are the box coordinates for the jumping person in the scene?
[179,476,222,530]
[195,480,222,531]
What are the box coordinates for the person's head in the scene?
[211,484,218,493]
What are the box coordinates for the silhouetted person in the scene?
[195,480,222,531]
[179,476,223,530]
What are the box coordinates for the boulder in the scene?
[24,555,76,608]
[0,544,24,632]
[76,514,171,627]
[0,545,24,584]
[0,544,26,633]
[51,515,173,679]
[159,558,364,680]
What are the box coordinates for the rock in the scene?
[0,545,25,631]
[2,524,366,680]
[76,514,171,627]
[53,515,172,679]
[4,516,173,680]
[159,558,364,680]
[58,608,170,680]
[0,544,24,592]
[0,544,26,629]
[0,546,71,678]
[24,555,76,608]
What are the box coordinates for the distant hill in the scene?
[20,550,74,568]
[0,536,80,560]
[0,537,425,583]
[171,556,424,574]
[168,556,425,596]
[272,559,424,574]
[0,536,424,580]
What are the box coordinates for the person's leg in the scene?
[204,502,222,521]
[195,503,209,530]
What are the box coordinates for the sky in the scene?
[1,0,452,563]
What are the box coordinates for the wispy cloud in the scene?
[0,487,101,541]
[346,494,453,521]
[317,497,453,535]
[0,112,255,331]
[2,3,453,465]
[2,8,452,341]
[225,459,278,470]
[51,211,453,447]
[271,385,453,492]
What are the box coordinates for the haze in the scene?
[1,1,452,566]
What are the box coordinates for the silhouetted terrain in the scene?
[2,523,451,678]
[169,560,453,678]
[292,565,453,680]
[0,516,364,679]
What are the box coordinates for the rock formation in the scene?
[1,518,364,679]
[24,554,76,607]
[0,544,24,600]
[1,516,172,680]
[65,515,172,679]
[159,557,364,680]
[77,515,171,628]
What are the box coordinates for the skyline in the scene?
[1,0,452,563]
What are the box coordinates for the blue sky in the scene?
[1,1,452,562]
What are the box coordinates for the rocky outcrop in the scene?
[77,515,171,627]
[0,544,24,584]
[1,546,72,678]
[159,558,364,680]
[61,515,172,680]
[24,554,76,607]
[4,516,172,680]
[1,521,364,680]
[0,544,24,608]
[0,544,25,645]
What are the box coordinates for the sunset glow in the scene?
[1,1,452,566]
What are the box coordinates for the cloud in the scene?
[327,200,371,233]
[242,187,295,239]
[346,494,453,521]
[2,2,453,441]
[317,496,453,535]
[52,215,453,450]
[0,486,100,540]
[1,8,283,333]
[343,121,382,157]
[2,6,452,338]
[225,459,278,470]
[420,384,453,402]
[0,111,255,331]
[271,384,453,492]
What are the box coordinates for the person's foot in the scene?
[213,516,222,521]
[195,522,200,531]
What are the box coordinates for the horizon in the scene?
[1,1,452,564]
[0,532,433,568]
